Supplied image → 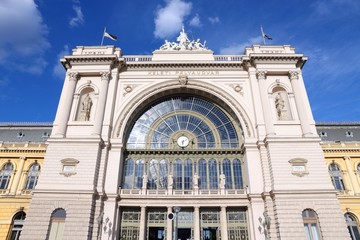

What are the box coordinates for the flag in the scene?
[104,32,117,41]
[263,33,272,40]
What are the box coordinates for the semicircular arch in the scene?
[113,79,255,144]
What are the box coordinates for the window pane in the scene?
[122,159,134,189]
[174,159,182,190]
[223,159,232,189]
[184,159,193,190]
[209,159,218,189]
[310,223,320,240]
[304,225,311,240]
[233,159,243,189]
[198,159,207,189]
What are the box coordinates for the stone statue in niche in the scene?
[167,175,173,188]
[81,93,93,121]
[219,173,226,188]
[193,174,199,188]
[274,92,287,120]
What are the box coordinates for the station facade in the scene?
[16,30,351,239]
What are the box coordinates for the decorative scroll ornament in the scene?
[158,26,207,51]
[100,71,111,81]
[256,70,267,80]
[68,71,79,81]
[288,70,300,80]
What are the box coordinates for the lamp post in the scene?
[173,207,181,240]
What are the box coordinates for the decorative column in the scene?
[93,71,111,136]
[288,70,312,136]
[256,71,275,136]
[10,156,26,194]
[344,156,360,195]
[139,206,146,240]
[220,207,228,240]
[167,207,173,240]
[55,71,79,137]
[194,206,200,240]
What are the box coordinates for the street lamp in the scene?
[173,207,181,240]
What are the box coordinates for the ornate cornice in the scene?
[61,55,123,70]
[125,61,243,69]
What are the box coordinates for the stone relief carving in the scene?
[178,74,188,86]
[158,26,207,51]
[233,84,243,95]
[288,70,300,80]
[100,71,111,81]
[123,85,133,96]
[274,92,286,120]
[256,70,267,80]
[68,71,79,81]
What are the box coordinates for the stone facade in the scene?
[15,31,352,240]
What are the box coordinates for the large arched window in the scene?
[345,213,360,240]
[8,211,26,240]
[302,209,322,240]
[0,162,13,189]
[329,163,346,190]
[48,208,66,240]
[24,163,40,190]
[121,96,244,193]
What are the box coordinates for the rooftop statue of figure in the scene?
[158,26,207,51]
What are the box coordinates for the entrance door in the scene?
[148,227,165,240]
[178,228,191,240]
[202,227,218,240]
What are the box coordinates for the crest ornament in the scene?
[179,74,188,86]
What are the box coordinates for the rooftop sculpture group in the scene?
[159,26,207,51]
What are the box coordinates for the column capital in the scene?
[288,70,300,80]
[67,71,80,81]
[344,156,351,161]
[19,156,27,161]
[256,70,267,80]
[100,71,111,81]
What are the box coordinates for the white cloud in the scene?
[154,0,192,39]
[0,0,50,74]
[69,5,84,28]
[189,14,202,27]
[219,36,262,55]
[208,16,220,24]
[53,45,70,79]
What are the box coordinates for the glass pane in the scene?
[174,159,182,190]
[122,159,134,189]
[148,160,159,189]
[304,225,311,240]
[233,159,243,189]
[310,223,320,240]
[159,159,168,189]
[209,159,218,189]
[223,159,232,189]
[184,159,193,190]
[198,159,207,189]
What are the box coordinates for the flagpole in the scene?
[260,26,266,45]
[101,27,106,46]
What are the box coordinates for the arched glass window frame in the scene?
[48,208,67,240]
[126,96,242,150]
[0,162,14,190]
[302,209,322,240]
[8,211,26,240]
[345,212,360,240]
[329,163,346,191]
[24,162,41,190]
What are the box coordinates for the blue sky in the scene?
[0,0,359,123]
